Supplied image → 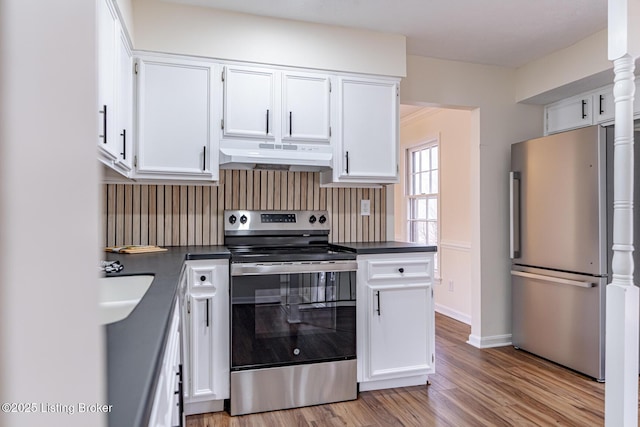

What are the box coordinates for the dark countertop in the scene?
[104,246,229,427]
[103,242,431,426]
[332,241,438,255]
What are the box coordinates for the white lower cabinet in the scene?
[357,252,435,391]
[148,299,182,427]
[181,259,229,415]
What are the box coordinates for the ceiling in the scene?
[167,0,608,68]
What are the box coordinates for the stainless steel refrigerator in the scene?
[510,123,640,382]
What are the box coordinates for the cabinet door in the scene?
[338,78,398,180]
[223,66,276,139]
[183,260,229,405]
[545,96,592,134]
[189,294,215,399]
[137,58,217,180]
[593,87,614,124]
[635,81,640,116]
[282,72,330,142]
[366,283,432,381]
[115,27,133,171]
[97,0,118,162]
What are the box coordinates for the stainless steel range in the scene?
[224,210,358,416]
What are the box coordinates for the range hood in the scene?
[219,142,332,172]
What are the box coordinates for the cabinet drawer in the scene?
[366,259,431,282]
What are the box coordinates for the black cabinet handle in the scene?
[205,299,210,327]
[120,129,126,159]
[177,364,184,427]
[266,109,270,134]
[99,105,108,144]
[376,291,381,316]
[599,95,604,115]
[581,99,587,119]
[345,151,350,174]
[202,146,206,171]
[398,268,405,273]
[289,111,292,136]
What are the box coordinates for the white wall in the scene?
[132,0,406,77]
[401,55,544,346]
[395,108,473,324]
[514,29,640,105]
[0,2,104,427]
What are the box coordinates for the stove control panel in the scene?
[224,210,330,233]
[261,213,296,223]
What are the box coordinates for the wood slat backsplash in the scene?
[102,170,386,247]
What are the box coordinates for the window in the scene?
[407,141,438,253]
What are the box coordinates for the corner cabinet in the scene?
[357,252,435,391]
[180,259,229,415]
[135,56,219,182]
[320,76,400,187]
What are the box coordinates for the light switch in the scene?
[361,199,370,216]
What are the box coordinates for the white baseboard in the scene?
[434,304,471,325]
[359,375,429,392]
[467,333,512,349]
[184,399,224,415]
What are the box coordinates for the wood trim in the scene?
[102,171,387,246]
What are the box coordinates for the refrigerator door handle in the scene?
[511,270,595,288]
[509,171,521,259]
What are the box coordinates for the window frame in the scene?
[405,138,440,274]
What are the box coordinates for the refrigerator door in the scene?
[510,125,607,276]
[511,265,605,380]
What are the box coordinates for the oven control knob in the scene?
[318,215,327,224]
[293,348,300,356]
[240,215,248,224]
[229,215,237,224]
[309,215,317,224]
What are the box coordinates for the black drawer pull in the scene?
[398,268,405,273]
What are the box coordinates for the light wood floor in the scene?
[187,313,626,426]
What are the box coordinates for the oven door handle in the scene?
[231,261,357,276]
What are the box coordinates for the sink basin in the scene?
[99,275,154,325]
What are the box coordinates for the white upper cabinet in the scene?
[222,65,331,144]
[592,86,615,124]
[97,0,133,177]
[115,29,133,172]
[97,0,119,166]
[321,76,399,186]
[135,56,218,181]
[223,66,276,140]
[282,72,331,142]
[545,82,640,135]
[545,95,592,135]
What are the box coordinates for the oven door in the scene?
[230,261,357,371]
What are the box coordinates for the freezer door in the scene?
[510,126,607,276]
[511,266,605,380]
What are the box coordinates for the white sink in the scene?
[99,275,154,325]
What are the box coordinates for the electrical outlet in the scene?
[361,199,370,216]
[448,280,454,292]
